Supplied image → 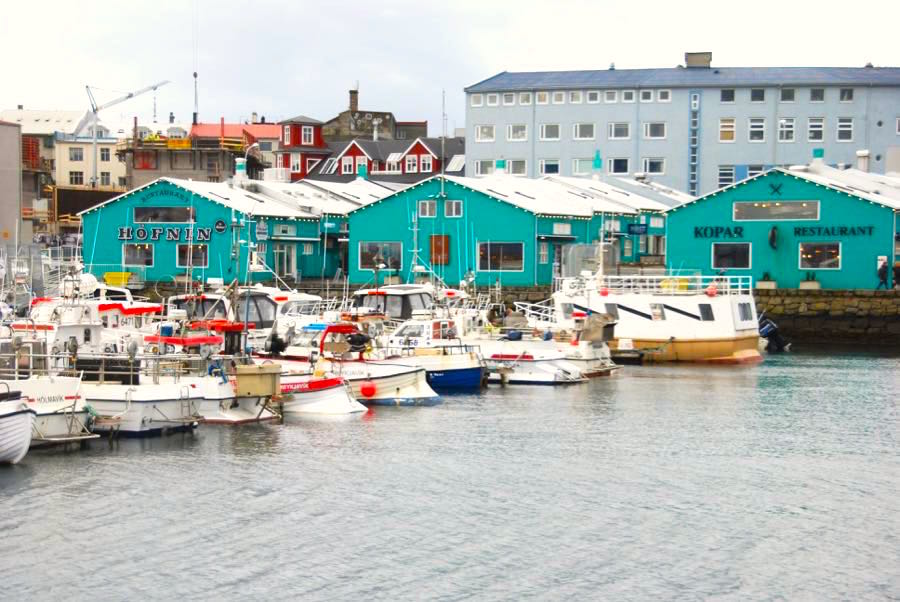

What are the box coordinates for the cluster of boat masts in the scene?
[0,270,632,464]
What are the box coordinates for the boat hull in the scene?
[82,383,201,436]
[374,352,485,390]
[279,376,366,415]
[427,366,485,389]
[0,402,35,464]
[1,376,96,445]
[611,334,763,364]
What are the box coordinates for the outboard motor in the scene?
[347,332,371,353]
[759,312,790,352]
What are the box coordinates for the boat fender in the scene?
[360,380,377,398]
[705,283,718,297]
[543,331,553,341]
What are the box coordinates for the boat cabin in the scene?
[351,284,434,320]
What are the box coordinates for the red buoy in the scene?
[360,380,377,398]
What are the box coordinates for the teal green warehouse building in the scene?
[346,174,679,287]
[79,177,351,287]
[664,162,900,289]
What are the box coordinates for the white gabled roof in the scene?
[546,175,673,212]
[444,175,596,217]
[79,177,320,220]
[666,160,900,213]
[785,163,900,210]
[252,180,362,216]
[302,178,394,207]
[0,109,87,136]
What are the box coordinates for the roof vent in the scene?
[608,62,615,70]
[865,62,874,68]
[684,52,712,68]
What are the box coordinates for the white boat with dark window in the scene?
[0,389,35,464]
[0,376,97,446]
[526,269,762,364]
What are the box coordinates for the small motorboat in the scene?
[0,389,36,464]
[759,312,791,352]
[276,373,367,415]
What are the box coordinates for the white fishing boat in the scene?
[0,390,35,464]
[0,375,97,446]
[259,323,440,406]
[277,373,366,415]
[522,270,762,364]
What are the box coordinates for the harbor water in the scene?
[1,351,898,600]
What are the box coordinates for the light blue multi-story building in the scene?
[464,52,900,195]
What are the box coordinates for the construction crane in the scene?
[73,80,170,187]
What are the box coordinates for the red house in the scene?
[277,115,331,180]
[314,137,465,183]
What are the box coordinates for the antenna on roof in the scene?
[441,88,446,197]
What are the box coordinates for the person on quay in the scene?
[876,259,889,290]
[893,261,900,290]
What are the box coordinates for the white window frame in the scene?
[608,122,630,140]
[507,159,527,176]
[573,123,595,140]
[470,94,483,107]
[551,91,565,104]
[720,89,735,103]
[719,118,736,143]
[586,91,600,104]
[604,90,618,103]
[306,157,321,173]
[642,122,666,140]
[507,124,528,142]
[519,92,532,105]
[621,90,635,103]
[540,123,560,141]
[486,93,499,106]
[176,244,209,268]
[641,157,665,175]
[291,154,301,172]
[810,88,825,103]
[302,242,314,255]
[283,125,291,145]
[839,88,854,103]
[747,165,765,178]
[799,241,842,270]
[358,241,403,272]
[552,222,572,235]
[420,155,433,172]
[750,88,765,103]
[301,126,314,145]
[780,88,796,103]
[476,241,525,273]
[100,171,110,186]
[837,118,854,142]
[718,165,735,188]
[539,159,560,175]
[711,242,752,270]
[122,243,154,268]
[341,156,354,175]
[639,90,653,103]
[733,200,820,222]
[657,89,671,102]
[100,147,110,161]
[445,200,463,218]
[748,118,766,143]
[539,242,549,264]
[778,118,795,142]
[536,91,549,105]
[69,171,83,185]
[475,125,495,142]
[474,160,495,176]
[649,216,664,228]
[569,91,582,104]
[502,92,515,106]
[608,158,629,175]
[572,158,592,175]
[405,155,418,173]
[808,117,825,142]
[418,199,436,217]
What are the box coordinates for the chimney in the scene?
[349,89,359,113]
[685,52,712,68]
[169,111,175,124]
[856,149,870,172]
[251,111,258,123]
[260,116,266,123]
[17,104,23,110]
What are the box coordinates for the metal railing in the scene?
[593,274,754,295]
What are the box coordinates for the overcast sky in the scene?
[2,0,898,135]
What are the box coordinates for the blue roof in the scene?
[465,67,900,93]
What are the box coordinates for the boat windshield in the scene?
[280,300,319,316]
[235,294,278,329]
[171,298,227,320]
[394,324,425,338]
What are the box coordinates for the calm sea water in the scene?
[2,351,899,600]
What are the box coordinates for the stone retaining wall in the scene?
[755,289,900,345]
